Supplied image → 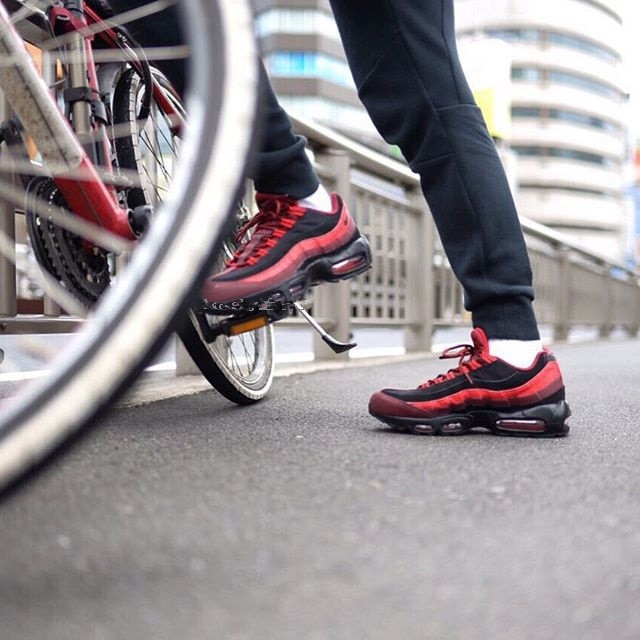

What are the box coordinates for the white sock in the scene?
[488,339,543,369]
[297,185,333,212]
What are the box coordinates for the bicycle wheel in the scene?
[177,206,275,404]
[112,66,275,404]
[0,0,258,492]
[178,305,275,405]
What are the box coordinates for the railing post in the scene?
[553,246,570,342]
[404,189,433,352]
[631,281,640,337]
[312,150,352,361]
[175,335,201,375]
[0,96,17,317]
[598,266,613,338]
[0,200,16,317]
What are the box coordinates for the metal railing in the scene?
[2,112,639,367]
[283,114,640,359]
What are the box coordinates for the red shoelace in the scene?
[228,195,306,269]
[418,342,491,388]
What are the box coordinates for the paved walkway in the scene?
[1,337,639,639]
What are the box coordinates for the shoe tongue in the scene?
[256,193,295,215]
[470,327,489,354]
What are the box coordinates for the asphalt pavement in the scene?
[1,336,640,640]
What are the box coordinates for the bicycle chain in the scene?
[25,177,111,309]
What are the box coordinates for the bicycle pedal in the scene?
[218,312,269,336]
[196,302,292,342]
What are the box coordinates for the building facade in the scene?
[255,0,633,261]
[455,0,631,260]
[253,0,375,137]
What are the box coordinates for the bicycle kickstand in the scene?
[292,301,357,354]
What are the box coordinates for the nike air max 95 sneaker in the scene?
[201,192,371,307]
[369,328,571,437]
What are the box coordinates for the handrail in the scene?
[291,114,419,186]
[286,112,640,359]
[519,216,637,277]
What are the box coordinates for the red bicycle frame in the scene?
[42,0,184,240]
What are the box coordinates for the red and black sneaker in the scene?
[369,328,571,437]
[201,192,371,307]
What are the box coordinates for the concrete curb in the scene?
[116,351,435,409]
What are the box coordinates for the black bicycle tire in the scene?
[177,308,274,405]
[113,65,275,405]
[0,0,258,492]
[112,66,177,210]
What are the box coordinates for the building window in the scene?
[547,69,621,99]
[512,145,619,168]
[265,51,354,88]
[511,106,542,118]
[547,32,619,64]
[486,28,540,43]
[520,183,615,198]
[484,28,620,64]
[255,8,340,39]
[511,106,621,134]
[511,66,542,82]
[511,66,624,101]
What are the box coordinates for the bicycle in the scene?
[0,0,264,492]
[0,0,361,493]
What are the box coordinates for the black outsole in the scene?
[371,400,572,438]
[217,234,372,311]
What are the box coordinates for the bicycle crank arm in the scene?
[293,302,357,354]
